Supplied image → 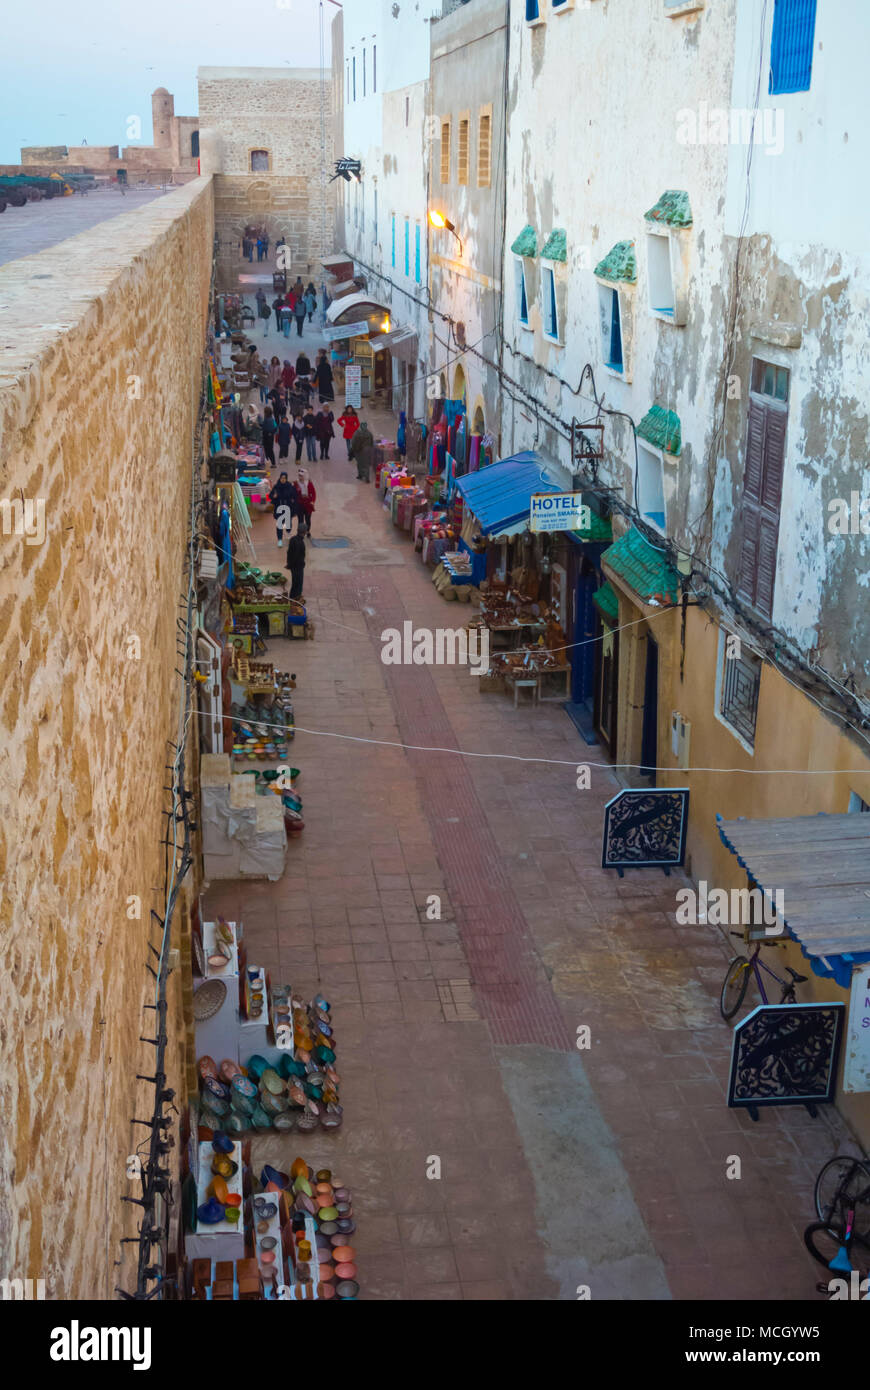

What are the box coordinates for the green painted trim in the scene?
[592,581,619,623]
[540,228,567,263]
[593,239,637,284]
[510,224,538,258]
[644,189,692,228]
[637,404,681,457]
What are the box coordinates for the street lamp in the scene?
[428,208,463,257]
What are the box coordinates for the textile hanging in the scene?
[218,504,233,589]
[468,434,482,473]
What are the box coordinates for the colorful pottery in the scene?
[317,1205,339,1223]
[198,1056,219,1081]
[261,1165,290,1190]
[332,1246,355,1263]
[319,1220,338,1236]
[231,1075,258,1100]
[290,1158,309,1180]
[334,1262,357,1280]
[212,1132,234,1155]
[225,1206,241,1224]
[197,1198,224,1225]
[336,1280,359,1299]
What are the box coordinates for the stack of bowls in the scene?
[284,1159,359,1300]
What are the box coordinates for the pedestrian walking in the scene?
[296,350,311,379]
[291,413,306,462]
[256,289,271,336]
[338,404,360,459]
[314,405,335,459]
[285,530,306,599]
[295,467,316,536]
[349,419,374,482]
[304,286,317,322]
[268,355,283,391]
[269,472,298,545]
[260,406,278,467]
[256,235,265,262]
[293,294,307,337]
[277,414,292,461]
[303,406,318,462]
[314,348,334,403]
[281,359,296,391]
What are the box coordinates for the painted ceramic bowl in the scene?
[230,1090,255,1117]
[261,1166,290,1190]
[292,1176,313,1198]
[197,1198,225,1225]
[332,1187,350,1203]
[225,1206,241,1224]
[225,1113,246,1134]
[294,1194,317,1217]
[315,1183,334,1197]
[245,1055,269,1081]
[201,1094,229,1118]
[336,1279,359,1300]
[198,1056,219,1081]
[253,1198,277,1218]
[212,1132,234,1155]
[211,1156,238,1178]
[296,1113,319,1133]
[231,1075,258,1100]
[318,1281,336,1299]
[250,1105,273,1129]
[319,1220,338,1236]
[257,1219,270,1235]
[203,1076,230,1101]
[318,1263,336,1282]
[336,1219,356,1236]
[315,1169,333,1184]
[261,1090,289,1115]
[273,1113,296,1133]
[321,1110,343,1131]
[260,1249,276,1265]
[331,1246,355,1264]
[334,1261,357,1280]
[317,1206,338,1223]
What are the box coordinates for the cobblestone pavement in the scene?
[0,186,170,267]
[203,327,859,1300]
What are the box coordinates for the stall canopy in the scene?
[369,325,418,361]
[326,290,391,327]
[716,812,870,988]
[454,450,572,537]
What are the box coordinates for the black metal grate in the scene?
[721,652,761,745]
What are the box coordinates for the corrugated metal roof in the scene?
[455,450,571,535]
[716,812,870,987]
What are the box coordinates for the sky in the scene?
[0,0,335,163]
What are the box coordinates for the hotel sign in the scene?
[530,492,591,533]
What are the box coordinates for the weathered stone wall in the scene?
[198,66,334,289]
[0,177,213,1299]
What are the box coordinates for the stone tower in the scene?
[151,88,174,149]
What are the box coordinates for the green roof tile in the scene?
[540,228,567,263]
[593,240,637,283]
[510,225,538,258]
[637,404,681,456]
[601,527,680,606]
[592,580,619,623]
[644,190,692,228]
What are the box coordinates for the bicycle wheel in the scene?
[804,1222,870,1281]
[814,1156,870,1224]
[720,956,751,1021]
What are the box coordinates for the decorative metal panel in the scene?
[728,1002,845,1111]
[602,788,689,871]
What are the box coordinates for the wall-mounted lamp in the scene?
[428,208,463,257]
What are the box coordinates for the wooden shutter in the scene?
[458,118,469,185]
[478,112,491,187]
[737,397,785,616]
[440,121,450,184]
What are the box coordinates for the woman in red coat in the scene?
[295,468,316,537]
[337,404,360,459]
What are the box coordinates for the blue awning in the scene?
[454,450,568,537]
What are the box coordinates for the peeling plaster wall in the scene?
[714,2,870,691]
[428,0,506,437]
[502,0,737,544]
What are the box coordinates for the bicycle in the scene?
[805,1155,870,1290]
[719,931,808,1021]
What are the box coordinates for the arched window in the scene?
[250,149,270,172]
[190,131,199,158]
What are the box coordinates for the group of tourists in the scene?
[255,277,319,338]
[267,469,316,598]
[241,225,270,262]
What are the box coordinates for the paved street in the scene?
[0,186,171,267]
[201,316,860,1300]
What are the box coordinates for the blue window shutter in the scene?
[415,224,421,283]
[404,219,410,276]
[391,215,395,268]
[769,0,817,95]
[609,289,622,370]
[525,0,539,19]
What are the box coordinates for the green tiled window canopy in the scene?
[540,228,567,262]
[594,240,637,283]
[644,190,692,228]
[510,225,538,257]
[601,527,680,605]
[637,405,681,456]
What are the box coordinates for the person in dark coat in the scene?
[303,406,318,462]
[269,472,298,545]
[281,359,296,390]
[259,406,278,467]
[291,413,306,462]
[285,531,306,599]
[349,420,374,482]
[314,406,335,459]
[256,289,271,335]
[277,414,292,461]
[314,349,334,403]
[293,293,307,337]
[296,350,311,378]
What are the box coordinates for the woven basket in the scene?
[193,978,228,1021]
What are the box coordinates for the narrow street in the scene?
[202,319,855,1301]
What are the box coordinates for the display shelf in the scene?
[202,920,239,979]
[195,1140,244,1237]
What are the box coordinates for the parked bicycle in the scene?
[719,931,808,1021]
[804,1155,870,1286]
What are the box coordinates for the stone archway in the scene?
[452,360,467,403]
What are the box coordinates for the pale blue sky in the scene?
[0,0,335,163]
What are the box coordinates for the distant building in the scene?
[197,66,334,291]
[19,89,199,186]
